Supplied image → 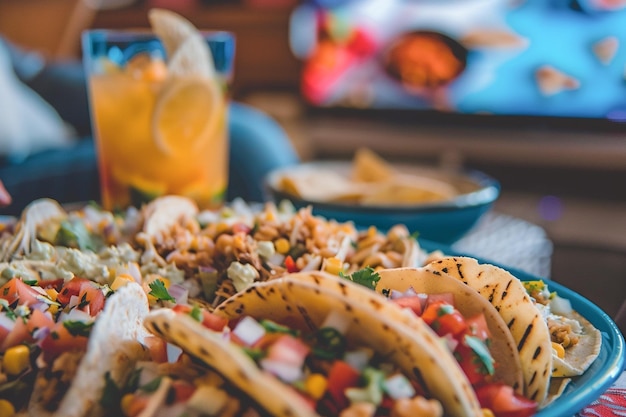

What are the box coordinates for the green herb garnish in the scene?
[100,372,122,409]
[148,280,175,302]
[261,319,298,336]
[190,305,203,323]
[464,335,495,376]
[309,327,346,360]
[140,376,163,393]
[340,266,381,290]
[0,299,16,320]
[63,320,94,337]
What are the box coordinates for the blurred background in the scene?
[0,0,624,318]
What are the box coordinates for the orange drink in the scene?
[82,11,234,210]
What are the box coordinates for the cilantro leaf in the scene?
[0,299,16,320]
[464,335,495,376]
[63,320,94,337]
[190,305,203,322]
[100,372,122,409]
[340,267,381,290]
[148,280,175,302]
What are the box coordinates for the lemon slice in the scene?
[148,8,198,58]
[167,33,215,78]
[152,76,222,155]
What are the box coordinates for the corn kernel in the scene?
[323,257,344,276]
[120,394,135,417]
[216,222,230,235]
[3,345,30,376]
[552,342,565,359]
[274,238,290,254]
[111,274,135,291]
[482,409,495,417]
[305,374,327,400]
[0,399,15,417]
[45,288,58,302]
[48,304,59,316]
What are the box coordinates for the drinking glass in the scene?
[82,29,235,210]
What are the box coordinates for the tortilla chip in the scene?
[352,148,395,182]
[424,257,553,404]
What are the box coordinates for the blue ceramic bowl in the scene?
[265,161,500,244]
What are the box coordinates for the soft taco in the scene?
[424,256,602,405]
[0,276,150,417]
[144,278,485,417]
[273,269,536,417]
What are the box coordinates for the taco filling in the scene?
[383,288,536,417]
[172,304,444,417]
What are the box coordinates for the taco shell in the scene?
[215,277,483,417]
[28,282,150,417]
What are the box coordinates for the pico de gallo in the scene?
[173,304,445,417]
[385,287,537,417]
[0,276,111,414]
[105,352,272,417]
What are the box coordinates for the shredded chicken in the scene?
[548,318,580,348]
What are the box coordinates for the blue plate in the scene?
[420,239,626,417]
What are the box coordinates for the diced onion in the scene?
[384,374,416,400]
[168,284,189,305]
[344,348,373,371]
[33,326,50,341]
[550,294,573,316]
[260,359,303,383]
[232,316,266,346]
[441,333,459,352]
[0,313,16,331]
[167,343,183,362]
[321,310,351,334]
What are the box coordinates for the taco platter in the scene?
[0,196,618,416]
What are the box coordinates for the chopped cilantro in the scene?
[464,335,495,376]
[190,305,203,322]
[260,319,298,336]
[100,372,122,409]
[140,376,163,393]
[309,327,346,360]
[340,267,381,290]
[63,320,94,337]
[23,280,38,286]
[410,230,420,240]
[0,299,16,320]
[78,292,90,309]
[381,288,391,298]
[242,347,265,362]
[148,280,175,302]
[437,304,455,317]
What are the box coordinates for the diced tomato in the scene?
[37,279,64,291]
[266,334,310,367]
[421,301,467,337]
[1,317,31,351]
[26,309,55,335]
[171,380,196,403]
[40,321,89,363]
[0,278,41,306]
[172,304,192,314]
[57,277,91,306]
[124,394,149,417]
[475,384,537,417]
[465,313,491,342]
[171,304,227,331]
[456,339,491,385]
[326,360,360,409]
[284,256,299,273]
[425,293,455,308]
[232,223,252,235]
[392,296,423,316]
[201,311,228,332]
[144,336,168,363]
[77,283,105,316]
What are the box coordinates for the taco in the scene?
[0,276,150,417]
[424,256,602,405]
[272,269,537,417]
[102,345,277,417]
[145,278,485,417]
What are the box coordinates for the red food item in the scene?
[421,301,467,337]
[40,321,89,363]
[144,335,168,363]
[475,383,537,417]
[0,278,41,305]
[392,296,423,316]
[326,360,360,409]
[265,334,310,367]
[284,256,299,273]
